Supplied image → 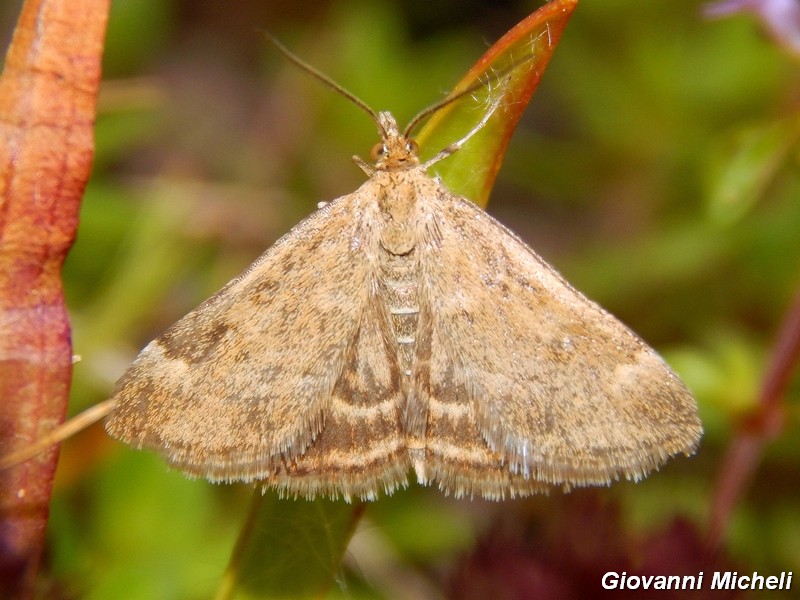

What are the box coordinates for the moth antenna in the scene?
[262,32,387,137]
[403,78,491,139]
[421,90,504,170]
[403,49,540,138]
[0,398,118,469]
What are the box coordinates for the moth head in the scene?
[261,34,487,175]
[370,111,421,172]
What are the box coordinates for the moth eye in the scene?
[370,143,387,162]
[406,139,419,154]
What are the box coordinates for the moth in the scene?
[105,40,702,502]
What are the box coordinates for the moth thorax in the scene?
[379,252,419,378]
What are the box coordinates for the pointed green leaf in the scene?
[416,0,578,207]
[216,493,364,600]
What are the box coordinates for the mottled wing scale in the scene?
[106,190,400,490]
[415,356,553,500]
[106,108,701,502]
[263,294,411,500]
[417,191,702,495]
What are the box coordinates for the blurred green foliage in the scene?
[3,0,798,597]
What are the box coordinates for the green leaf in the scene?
[215,493,364,600]
[416,0,578,207]
[706,115,800,226]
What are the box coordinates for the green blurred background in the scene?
[2,0,799,598]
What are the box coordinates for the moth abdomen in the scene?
[379,252,421,378]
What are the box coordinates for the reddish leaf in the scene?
[415,0,578,207]
[0,0,108,596]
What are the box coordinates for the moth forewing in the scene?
[419,193,701,489]
[106,191,378,485]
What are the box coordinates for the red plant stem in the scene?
[707,283,800,549]
[0,1,107,597]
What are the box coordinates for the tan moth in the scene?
[104,37,702,502]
